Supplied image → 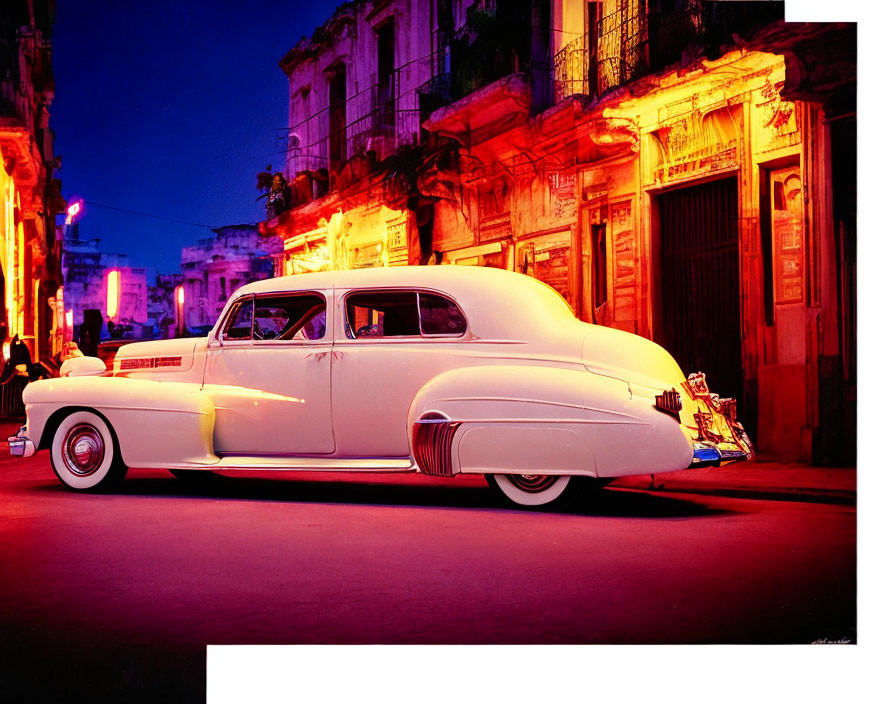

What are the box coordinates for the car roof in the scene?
[237,264,524,293]
[229,266,577,339]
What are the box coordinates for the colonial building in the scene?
[263,1,855,465]
[147,273,183,339]
[260,0,443,273]
[181,224,282,330]
[0,0,65,367]
[62,223,149,340]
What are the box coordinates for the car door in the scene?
[202,289,334,455]
[330,288,469,457]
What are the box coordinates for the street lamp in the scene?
[65,198,84,225]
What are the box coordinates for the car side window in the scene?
[254,294,327,341]
[223,299,253,340]
[420,293,467,335]
[344,291,466,339]
[346,291,419,338]
[222,294,326,342]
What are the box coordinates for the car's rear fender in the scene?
[24,376,218,468]
[408,365,691,478]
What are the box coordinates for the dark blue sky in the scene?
[52,0,341,276]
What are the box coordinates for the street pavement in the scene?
[0,419,856,702]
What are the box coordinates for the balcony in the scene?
[551,4,648,105]
[422,72,530,145]
[0,78,42,189]
[552,35,588,103]
[550,1,785,106]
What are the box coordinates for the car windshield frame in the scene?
[217,291,329,344]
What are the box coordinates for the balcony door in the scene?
[328,65,346,170]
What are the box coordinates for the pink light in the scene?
[106,270,120,320]
[176,285,184,306]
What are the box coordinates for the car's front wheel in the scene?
[486,473,574,508]
[50,411,128,492]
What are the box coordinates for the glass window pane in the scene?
[254,294,327,341]
[224,300,253,340]
[345,291,420,338]
[419,293,466,335]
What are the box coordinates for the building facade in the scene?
[181,224,282,330]
[61,223,148,340]
[264,1,855,465]
[147,273,183,339]
[0,0,65,367]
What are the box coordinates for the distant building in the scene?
[61,223,148,339]
[147,272,183,339]
[1,0,65,366]
[181,224,282,329]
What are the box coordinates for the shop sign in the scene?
[650,106,741,185]
[549,171,576,220]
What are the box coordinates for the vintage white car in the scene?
[8,266,752,507]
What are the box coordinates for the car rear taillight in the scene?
[719,398,737,422]
[655,389,682,420]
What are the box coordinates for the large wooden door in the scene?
[657,177,742,401]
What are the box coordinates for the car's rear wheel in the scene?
[50,411,127,492]
[486,473,574,508]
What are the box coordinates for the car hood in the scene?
[580,324,686,393]
[113,336,207,373]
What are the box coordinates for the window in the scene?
[376,19,396,132]
[328,64,347,169]
[222,294,327,342]
[420,293,466,335]
[223,299,253,340]
[344,291,466,339]
[591,222,607,309]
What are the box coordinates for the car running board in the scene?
[164,456,417,472]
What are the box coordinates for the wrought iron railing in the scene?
[417,71,452,122]
[279,51,440,182]
[552,34,588,102]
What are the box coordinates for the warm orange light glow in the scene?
[65,199,83,225]
[106,270,120,320]
[174,284,185,334]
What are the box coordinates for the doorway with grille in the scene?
[655,176,743,404]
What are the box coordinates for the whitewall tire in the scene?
[486,473,573,507]
[50,411,127,492]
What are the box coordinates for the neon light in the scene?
[106,270,120,320]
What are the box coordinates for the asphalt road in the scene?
[0,440,856,702]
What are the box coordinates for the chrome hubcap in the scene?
[62,424,104,476]
[507,474,559,493]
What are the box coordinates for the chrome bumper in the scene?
[689,441,749,468]
[7,426,35,458]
